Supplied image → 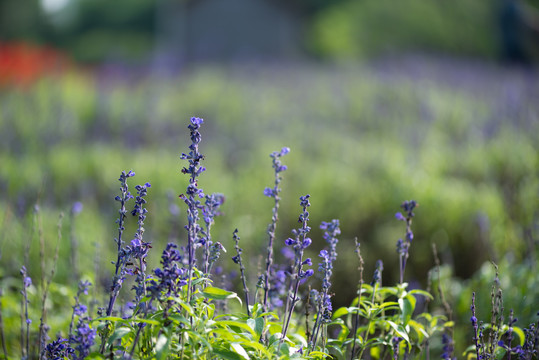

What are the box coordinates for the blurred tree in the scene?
[0,0,54,42]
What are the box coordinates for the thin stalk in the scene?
[0,288,7,360]
[232,229,251,317]
[262,194,280,312]
[38,213,63,359]
[350,238,364,360]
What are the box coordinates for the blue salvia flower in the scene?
[311,237,339,350]
[262,146,290,312]
[207,241,226,274]
[71,318,96,360]
[392,336,403,360]
[44,337,75,359]
[148,243,187,300]
[106,170,136,317]
[180,117,206,303]
[470,292,484,360]
[20,265,32,359]
[130,182,152,307]
[201,193,225,274]
[441,332,456,360]
[69,280,92,341]
[371,258,384,301]
[282,195,314,343]
[395,200,417,284]
[320,219,340,262]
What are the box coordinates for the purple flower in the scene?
[395,212,406,221]
[71,319,96,359]
[263,187,273,197]
[45,337,75,359]
[285,238,295,246]
[71,201,83,215]
[191,116,204,125]
[73,304,87,316]
[302,237,312,248]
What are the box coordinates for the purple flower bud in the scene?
[263,187,273,197]
[302,237,312,248]
[302,258,312,266]
[395,212,406,221]
[280,147,290,156]
[319,250,329,258]
[285,238,295,246]
[71,201,83,214]
[191,117,204,125]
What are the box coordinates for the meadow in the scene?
[0,56,538,359]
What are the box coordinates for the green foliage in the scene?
[309,0,497,60]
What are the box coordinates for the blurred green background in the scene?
[1,0,539,356]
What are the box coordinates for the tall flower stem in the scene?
[101,171,135,354]
[262,147,289,312]
[106,170,135,317]
[395,200,417,285]
[38,213,63,359]
[281,195,313,344]
[350,238,364,360]
[180,117,206,309]
[232,229,251,317]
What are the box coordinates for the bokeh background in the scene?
[1,0,539,355]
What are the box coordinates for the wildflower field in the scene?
[0,57,538,359]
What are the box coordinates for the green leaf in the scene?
[212,348,244,360]
[408,289,434,300]
[155,333,170,360]
[93,316,126,323]
[178,301,194,316]
[107,327,132,345]
[230,343,250,360]
[387,320,410,344]
[216,320,256,337]
[494,346,507,360]
[400,295,416,325]
[333,306,350,318]
[512,326,526,346]
[131,318,160,325]
[247,317,265,337]
[203,287,242,304]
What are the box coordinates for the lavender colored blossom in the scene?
[282,195,313,343]
[395,200,417,284]
[201,193,225,273]
[180,117,206,304]
[441,332,456,360]
[320,219,340,262]
[261,146,290,312]
[207,242,226,274]
[44,337,75,359]
[71,318,96,360]
[73,304,87,316]
[148,243,187,300]
[71,201,83,215]
[371,260,384,287]
[106,170,137,317]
